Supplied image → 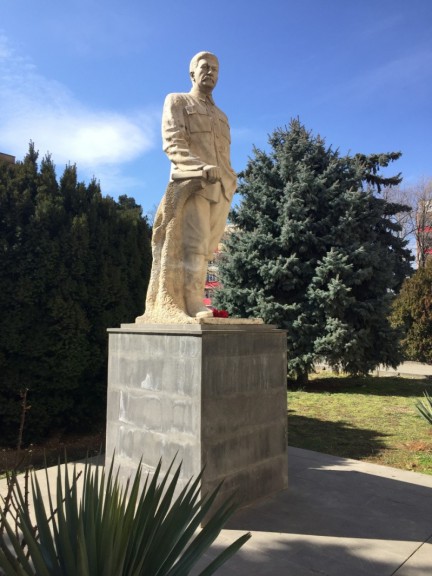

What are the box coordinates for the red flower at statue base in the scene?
[212,308,229,318]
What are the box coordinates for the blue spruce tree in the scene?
[214,120,413,383]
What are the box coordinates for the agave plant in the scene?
[0,458,250,575]
[416,390,432,426]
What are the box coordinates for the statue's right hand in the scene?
[203,165,221,183]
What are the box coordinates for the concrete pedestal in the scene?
[106,322,288,509]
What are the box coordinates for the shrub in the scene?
[0,458,250,575]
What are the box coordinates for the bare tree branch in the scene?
[383,177,432,267]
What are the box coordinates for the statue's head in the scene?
[189,51,219,94]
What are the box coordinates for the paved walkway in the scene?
[1,447,432,575]
[196,447,432,575]
[374,361,432,378]
[315,360,432,379]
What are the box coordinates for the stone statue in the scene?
[137,51,237,324]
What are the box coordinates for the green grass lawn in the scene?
[287,373,432,475]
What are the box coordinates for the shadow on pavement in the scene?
[192,447,432,575]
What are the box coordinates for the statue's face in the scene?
[191,56,219,93]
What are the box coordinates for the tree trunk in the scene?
[296,370,309,386]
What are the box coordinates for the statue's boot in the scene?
[184,253,213,319]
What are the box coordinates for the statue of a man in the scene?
[137,51,237,323]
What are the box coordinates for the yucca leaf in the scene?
[0,476,44,576]
[76,519,91,576]
[416,390,432,425]
[165,489,244,576]
[0,455,249,576]
[0,546,32,576]
[14,511,51,576]
[151,477,205,574]
[43,459,56,520]
[95,466,127,576]
[53,465,76,575]
[81,493,97,574]
[124,461,178,574]
[113,466,145,575]
[120,461,187,575]
[30,475,58,571]
[136,465,198,574]
[116,462,143,547]
[197,532,251,576]
[0,511,35,576]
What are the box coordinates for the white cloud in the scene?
[2,111,154,168]
[0,34,157,171]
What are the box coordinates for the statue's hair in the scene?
[189,51,219,75]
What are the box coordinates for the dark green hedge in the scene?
[0,144,152,445]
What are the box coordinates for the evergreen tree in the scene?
[0,145,152,444]
[390,261,432,363]
[214,120,413,382]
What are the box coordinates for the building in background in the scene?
[0,152,15,165]
[204,249,221,307]
[417,199,432,266]
[204,224,235,307]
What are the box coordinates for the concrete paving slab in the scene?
[393,537,432,576]
[194,447,432,575]
[0,459,96,527]
[374,361,432,378]
[1,449,432,575]
[316,360,432,378]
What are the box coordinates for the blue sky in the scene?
[1,0,431,217]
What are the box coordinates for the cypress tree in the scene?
[0,145,152,444]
